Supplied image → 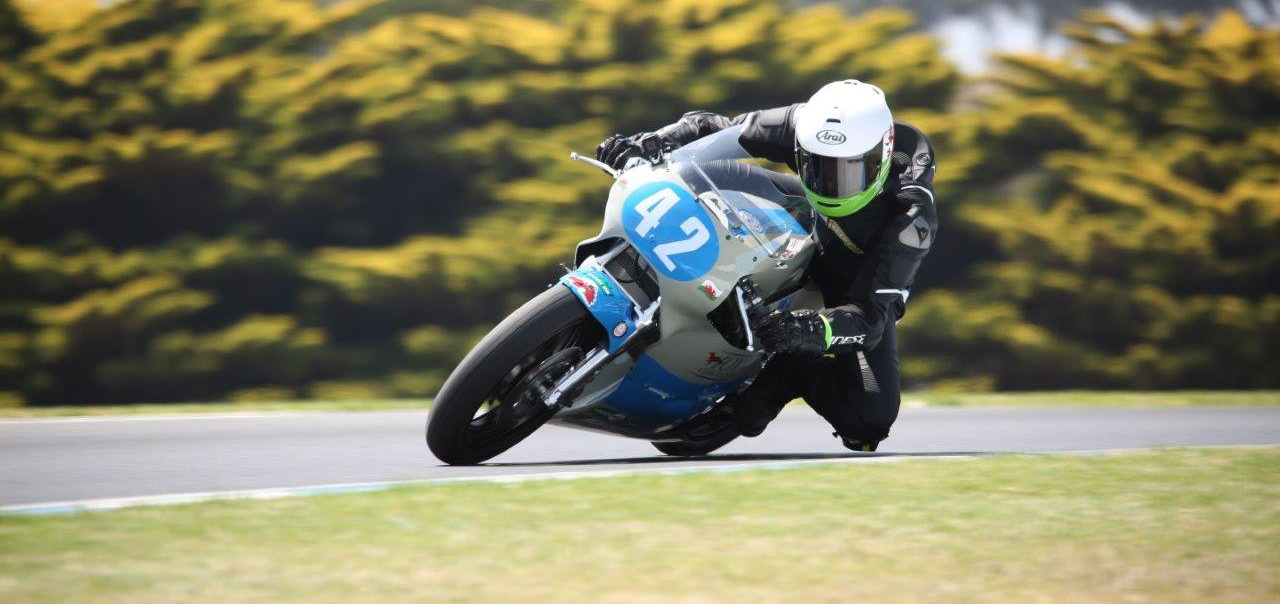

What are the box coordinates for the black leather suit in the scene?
[655,105,939,450]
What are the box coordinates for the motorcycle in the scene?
[425,125,822,465]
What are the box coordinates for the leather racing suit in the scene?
[649,105,939,450]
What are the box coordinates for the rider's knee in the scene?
[831,406,895,450]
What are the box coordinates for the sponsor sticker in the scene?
[699,279,723,301]
[830,334,866,346]
[816,129,847,145]
[738,209,764,233]
[566,275,597,305]
[585,272,613,295]
[621,182,718,282]
[776,236,807,260]
[693,350,758,381]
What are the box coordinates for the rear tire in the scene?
[427,286,603,465]
[652,422,739,456]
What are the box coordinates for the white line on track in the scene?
[3,444,1272,517]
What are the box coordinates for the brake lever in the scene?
[569,152,619,179]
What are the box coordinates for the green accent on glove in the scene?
[820,314,833,350]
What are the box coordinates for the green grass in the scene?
[4,390,1276,418]
[0,399,429,418]
[903,390,1280,408]
[2,448,1276,602]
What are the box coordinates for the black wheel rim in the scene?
[462,318,601,449]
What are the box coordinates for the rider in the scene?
[596,80,937,451]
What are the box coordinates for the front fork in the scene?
[733,277,769,352]
[545,259,660,409]
[542,300,659,409]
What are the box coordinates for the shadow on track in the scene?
[477,450,994,468]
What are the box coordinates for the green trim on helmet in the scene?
[819,314,833,350]
[803,156,892,218]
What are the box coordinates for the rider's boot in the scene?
[839,434,879,452]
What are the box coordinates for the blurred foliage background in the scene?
[0,0,1275,406]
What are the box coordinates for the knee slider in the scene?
[833,416,892,447]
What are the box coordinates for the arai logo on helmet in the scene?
[816,130,846,145]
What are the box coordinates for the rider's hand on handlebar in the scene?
[596,132,671,170]
[757,309,829,355]
[596,134,638,170]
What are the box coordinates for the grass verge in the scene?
[903,389,1280,408]
[3,390,1276,418]
[0,399,428,418]
[1,447,1276,602]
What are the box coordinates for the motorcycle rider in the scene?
[596,80,937,451]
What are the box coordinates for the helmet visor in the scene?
[796,142,884,204]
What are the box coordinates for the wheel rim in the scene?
[462,319,600,449]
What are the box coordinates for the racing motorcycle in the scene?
[425,125,822,465]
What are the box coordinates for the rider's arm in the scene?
[656,105,804,167]
[820,195,937,353]
[820,127,938,354]
[653,111,737,146]
[756,191,938,355]
[600,105,803,169]
[735,104,803,168]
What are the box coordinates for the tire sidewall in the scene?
[426,286,598,465]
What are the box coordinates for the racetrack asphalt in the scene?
[2,406,1278,507]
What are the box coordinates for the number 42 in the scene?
[633,188,710,272]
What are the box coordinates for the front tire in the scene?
[426,286,603,465]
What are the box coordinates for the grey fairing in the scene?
[569,126,751,267]
[551,125,819,439]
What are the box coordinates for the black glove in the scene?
[596,134,638,170]
[756,309,829,355]
[596,132,671,170]
[891,150,935,206]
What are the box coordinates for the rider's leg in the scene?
[728,353,808,437]
[802,319,902,452]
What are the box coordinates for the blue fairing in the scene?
[558,266,633,351]
[559,263,744,427]
[603,354,746,423]
[621,181,719,282]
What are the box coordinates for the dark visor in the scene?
[796,142,883,200]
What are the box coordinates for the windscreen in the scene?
[669,128,812,259]
[668,125,752,164]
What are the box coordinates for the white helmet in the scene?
[794,80,894,217]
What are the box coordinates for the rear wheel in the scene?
[427,286,604,465]
[652,421,739,456]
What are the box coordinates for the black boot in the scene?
[839,434,879,452]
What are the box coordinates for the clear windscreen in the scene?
[668,124,752,164]
[668,125,811,258]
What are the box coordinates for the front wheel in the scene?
[427,286,604,465]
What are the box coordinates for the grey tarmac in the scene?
[1,406,1278,507]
